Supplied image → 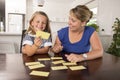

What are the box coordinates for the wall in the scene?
[97,0,120,35]
[26,0,71,29]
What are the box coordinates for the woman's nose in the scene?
[68,20,72,25]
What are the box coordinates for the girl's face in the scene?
[68,13,86,31]
[31,14,47,32]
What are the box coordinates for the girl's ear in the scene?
[31,21,34,26]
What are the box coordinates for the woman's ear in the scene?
[81,21,86,27]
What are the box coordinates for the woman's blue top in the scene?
[58,26,95,54]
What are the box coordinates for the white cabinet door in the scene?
[6,0,26,14]
[8,13,24,33]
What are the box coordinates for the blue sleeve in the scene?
[57,27,68,42]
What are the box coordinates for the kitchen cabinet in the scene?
[6,0,26,14]
[5,0,26,32]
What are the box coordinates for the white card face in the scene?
[28,64,45,69]
[69,66,86,71]
[62,62,77,66]
[51,57,62,60]
[25,62,40,66]
[52,60,65,64]
[36,31,50,39]
[38,58,51,61]
[30,70,49,77]
[51,66,68,70]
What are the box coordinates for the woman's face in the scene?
[31,14,47,32]
[68,13,86,31]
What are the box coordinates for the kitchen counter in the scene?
[0,32,22,36]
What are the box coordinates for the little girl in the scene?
[22,11,52,56]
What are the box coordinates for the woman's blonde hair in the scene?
[26,11,51,34]
[70,5,93,23]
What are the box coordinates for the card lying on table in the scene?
[62,62,77,66]
[69,65,86,71]
[38,58,51,61]
[52,60,65,64]
[28,64,45,69]
[51,66,68,70]
[25,62,40,66]
[51,57,62,60]
[30,70,50,77]
[36,31,50,39]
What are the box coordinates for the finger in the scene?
[65,54,69,57]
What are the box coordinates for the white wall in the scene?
[26,0,71,34]
[26,0,72,23]
[97,0,120,35]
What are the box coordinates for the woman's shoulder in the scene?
[60,26,68,31]
[85,26,95,31]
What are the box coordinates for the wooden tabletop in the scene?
[0,53,120,80]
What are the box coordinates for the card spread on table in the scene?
[38,58,51,61]
[69,66,86,71]
[62,62,77,66]
[28,64,45,69]
[36,31,50,39]
[51,57,62,60]
[51,66,68,70]
[30,70,49,77]
[25,62,40,66]
[52,60,65,64]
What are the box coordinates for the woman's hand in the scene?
[65,53,84,62]
[34,37,42,47]
[52,44,63,53]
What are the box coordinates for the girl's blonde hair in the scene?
[70,5,93,23]
[26,11,51,34]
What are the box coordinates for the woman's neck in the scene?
[70,27,85,34]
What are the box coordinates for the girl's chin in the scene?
[36,29,42,31]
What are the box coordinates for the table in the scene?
[0,53,120,80]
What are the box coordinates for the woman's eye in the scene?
[72,19,76,22]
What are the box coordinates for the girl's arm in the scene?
[22,44,39,56]
[36,46,50,54]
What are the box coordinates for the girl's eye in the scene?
[36,21,40,23]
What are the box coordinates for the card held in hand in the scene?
[36,31,50,39]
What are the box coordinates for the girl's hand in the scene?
[52,44,63,53]
[65,53,84,62]
[34,37,42,47]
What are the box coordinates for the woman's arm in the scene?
[85,31,103,60]
[51,36,63,53]
[65,31,103,62]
